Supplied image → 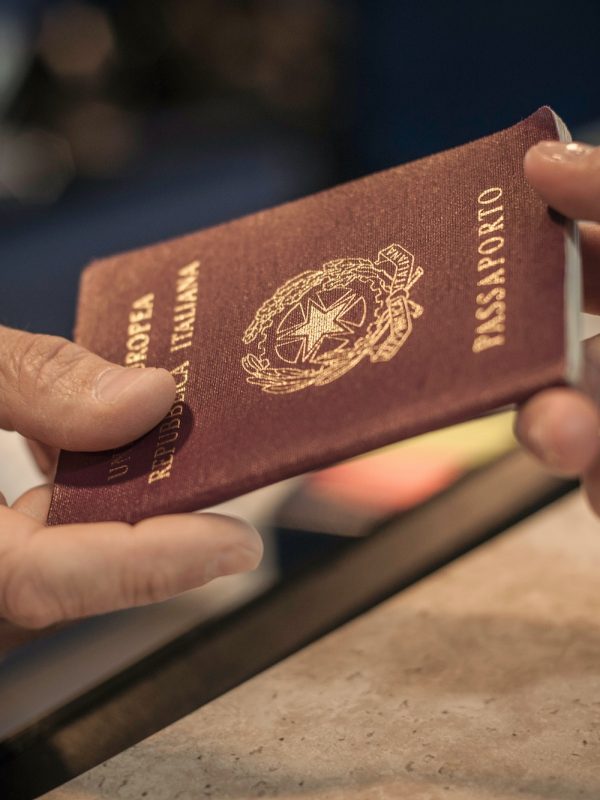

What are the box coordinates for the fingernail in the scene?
[94,367,158,404]
[531,141,594,164]
[203,546,261,582]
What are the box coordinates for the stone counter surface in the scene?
[45,492,600,800]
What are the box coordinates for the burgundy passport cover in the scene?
[48,107,578,525]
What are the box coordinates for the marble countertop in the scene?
[45,490,600,800]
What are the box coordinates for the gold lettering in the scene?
[154,445,175,460]
[123,293,154,368]
[108,464,129,480]
[159,417,181,434]
[107,447,133,483]
[133,293,154,311]
[176,288,198,304]
[473,188,506,354]
[174,302,196,314]
[477,204,503,220]
[477,268,505,286]
[178,261,200,278]
[171,331,192,344]
[478,187,503,204]
[173,319,195,333]
[146,362,191,484]
[167,402,185,418]
[129,309,152,324]
[147,263,199,485]
[478,236,504,255]
[477,256,505,272]
[172,361,189,375]
[173,310,195,323]
[478,214,504,236]
[127,321,151,337]
[157,430,178,446]
[170,262,199,354]
[125,350,147,366]
[176,276,196,293]
[171,361,190,384]
[475,300,506,323]
[174,372,188,390]
[148,464,172,483]
[472,334,505,353]
[476,287,506,305]
[476,314,505,334]
[126,333,150,354]
[152,454,174,470]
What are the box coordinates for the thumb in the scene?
[0,326,176,450]
[524,140,600,221]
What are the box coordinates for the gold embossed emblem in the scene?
[242,244,423,394]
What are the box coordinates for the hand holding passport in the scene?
[0,333,262,627]
[2,107,600,627]
[516,137,600,506]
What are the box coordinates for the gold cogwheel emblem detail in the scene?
[242,244,424,394]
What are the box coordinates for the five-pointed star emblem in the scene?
[280,293,359,361]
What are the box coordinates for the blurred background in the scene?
[1,0,600,336]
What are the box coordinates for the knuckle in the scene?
[115,528,178,608]
[123,567,176,607]
[14,334,88,399]
[1,562,58,628]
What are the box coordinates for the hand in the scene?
[516,140,600,512]
[0,327,262,628]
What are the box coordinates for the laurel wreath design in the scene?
[242,251,422,394]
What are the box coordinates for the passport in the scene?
[48,107,581,525]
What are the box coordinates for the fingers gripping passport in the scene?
[4,106,600,627]
[0,326,261,628]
